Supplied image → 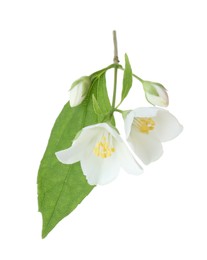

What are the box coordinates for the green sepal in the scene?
[69,76,90,91]
[122,110,131,120]
[142,81,160,96]
[92,94,104,115]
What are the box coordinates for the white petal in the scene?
[116,141,143,175]
[55,126,99,164]
[69,82,84,107]
[154,84,169,106]
[124,111,135,139]
[56,145,83,164]
[55,123,119,166]
[145,83,169,107]
[124,107,159,139]
[72,126,98,146]
[128,127,163,165]
[83,122,125,144]
[154,110,183,142]
[81,144,120,185]
[95,123,123,142]
[145,92,168,107]
[133,107,160,118]
[77,122,121,140]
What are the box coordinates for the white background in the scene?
[0,0,206,259]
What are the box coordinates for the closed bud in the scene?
[142,81,169,107]
[69,76,91,107]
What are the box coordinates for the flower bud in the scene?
[142,81,169,107]
[69,76,91,107]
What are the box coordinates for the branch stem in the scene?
[113,31,119,64]
[112,67,118,108]
[112,30,119,109]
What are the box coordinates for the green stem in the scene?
[115,101,122,109]
[114,108,123,113]
[112,65,118,108]
[118,66,144,83]
[112,30,119,109]
[133,73,144,83]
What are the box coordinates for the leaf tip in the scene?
[41,226,50,239]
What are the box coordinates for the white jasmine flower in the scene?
[69,76,91,107]
[142,81,169,107]
[124,107,183,165]
[56,123,143,185]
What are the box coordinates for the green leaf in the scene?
[121,54,133,101]
[37,78,112,238]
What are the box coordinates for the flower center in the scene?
[93,136,115,158]
[134,117,155,133]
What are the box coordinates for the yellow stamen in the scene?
[93,135,115,158]
[134,117,155,134]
